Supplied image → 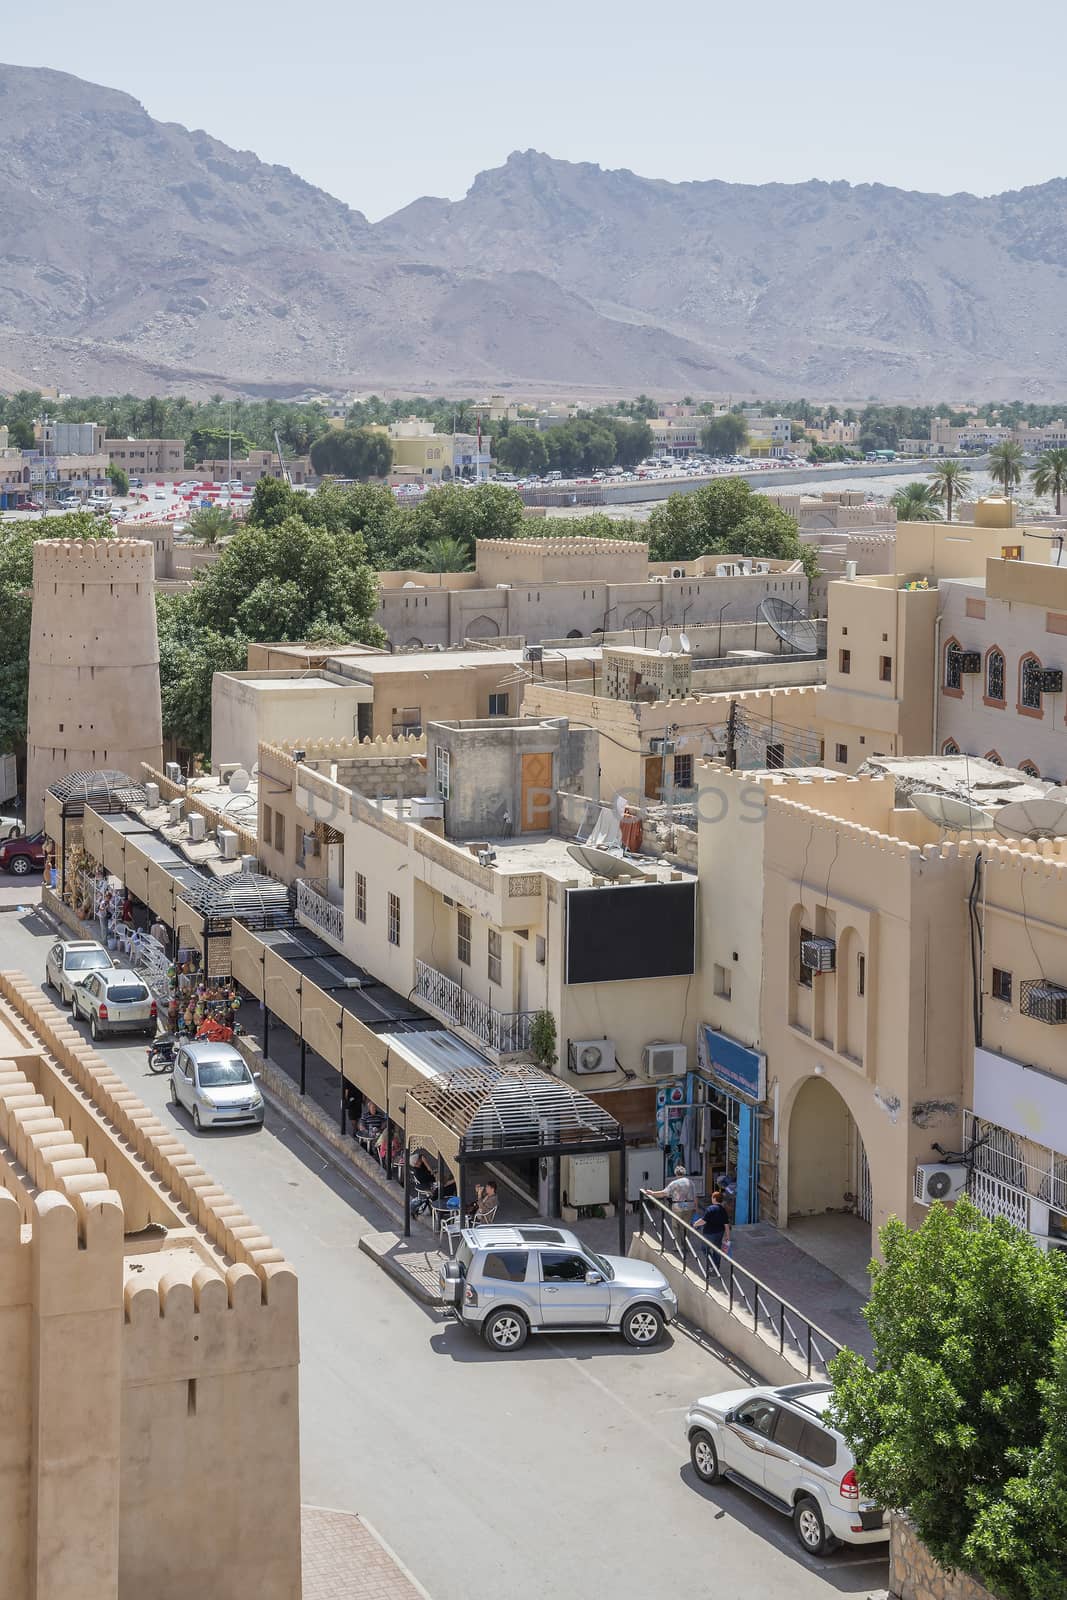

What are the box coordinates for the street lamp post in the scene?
[717,601,732,658]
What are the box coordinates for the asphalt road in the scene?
[0,896,889,1600]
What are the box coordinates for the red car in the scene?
[0,830,46,875]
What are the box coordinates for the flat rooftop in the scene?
[327,645,598,676]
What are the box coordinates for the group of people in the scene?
[646,1165,734,1257]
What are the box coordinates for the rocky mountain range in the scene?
[2,63,1066,399]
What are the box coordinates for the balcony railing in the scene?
[414,958,535,1057]
[296,877,344,944]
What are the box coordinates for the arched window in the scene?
[984,750,1003,766]
[1019,653,1044,715]
[1020,759,1041,778]
[984,647,1005,706]
[942,738,961,756]
[567,629,583,639]
[942,637,964,694]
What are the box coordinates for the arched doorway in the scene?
[465,615,500,639]
[786,1075,872,1285]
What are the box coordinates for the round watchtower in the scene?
[26,539,163,829]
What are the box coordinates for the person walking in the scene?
[646,1165,698,1258]
[695,1188,732,1276]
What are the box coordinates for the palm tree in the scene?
[891,482,943,522]
[185,504,235,545]
[1031,447,1067,514]
[421,536,472,573]
[928,459,971,522]
[988,440,1025,498]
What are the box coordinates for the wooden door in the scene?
[644,755,663,800]
[521,751,553,831]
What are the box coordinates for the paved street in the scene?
[1,899,889,1600]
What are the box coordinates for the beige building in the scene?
[0,971,300,1600]
[105,438,185,476]
[196,448,310,486]
[26,540,163,831]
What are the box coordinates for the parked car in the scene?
[0,814,23,840]
[45,939,114,1006]
[440,1224,677,1352]
[71,967,157,1040]
[0,830,46,875]
[685,1381,889,1556]
[169,1039,264,1130]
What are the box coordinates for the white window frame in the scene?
[436,746,451,800]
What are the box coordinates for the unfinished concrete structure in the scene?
[25,539,163,831]
[0,972,301,1600]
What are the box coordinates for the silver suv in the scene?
[440,1224,677,1352]
[685,1381,889,1556]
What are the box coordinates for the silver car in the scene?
[72,966,156,1040]
[440,1224,677,1352]
[46,938,114,1005]
[170,1039,264,1131]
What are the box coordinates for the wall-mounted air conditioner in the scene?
[651,575,668,584]
[670,566,686,579]
[1036,668,1064,695]
[187,813,206,843]
[645,1043,687,1081]
[240,853,259,875]
[1021,979,1067,1024]
[914,1163,967,1205]
[167,799,183,825]
[218,828,238,860]
[144,782,160,808]
[801,936,837,973]
[524,645,544,663]
[165,762,182,784]
[561,1153,611,1208]
[570,1038,616,1074]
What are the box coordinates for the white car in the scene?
[72,966,157,1040]
[685,1381,888,1556]
[170,1039,264,1131]
[0,814,23,840]
[45,938,115,1006]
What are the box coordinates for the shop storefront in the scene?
[696,1024,766,1226]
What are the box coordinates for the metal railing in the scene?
[296,877,344,944]
[414,958,535,1056]
[638,1193,846,1379]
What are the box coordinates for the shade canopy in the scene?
[406,1061,621,1161]
[48,769,146,816]
[177,871,292,927]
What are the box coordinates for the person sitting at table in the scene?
[410,1150,436,1214]
[357,1100,386,1142]
[467,1180,498,1225]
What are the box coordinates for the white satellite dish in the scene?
[911,792,996,832]
[657,631,672,655]
[566,844,647,880]
[994,797,1067,841]
[228,767,250,794]
[679,631,692,654]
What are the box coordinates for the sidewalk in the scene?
[302,1505,430,1599]
[728,1221,873,1360]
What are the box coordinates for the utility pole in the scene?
[726,700,738,771]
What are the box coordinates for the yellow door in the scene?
[521,752,553,831]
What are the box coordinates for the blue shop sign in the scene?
[698,1025,766,1103]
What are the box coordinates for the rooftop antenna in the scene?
[911,791,996,834]
[566,843,648,880]
[657,631,672,655]
[679,631,692,653]
[993,796,1067,841]
[758,596,818,655]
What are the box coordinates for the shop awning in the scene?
[47,769,145,817]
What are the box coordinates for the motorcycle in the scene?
[147,1033,177,1074]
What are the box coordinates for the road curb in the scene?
[358,1231,442,1308]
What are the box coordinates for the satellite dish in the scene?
[566,844,647,880]
[994,797,1067,841]
[911,792,996,832]
[228,767,250,794]
[657,631,672,655]
[759,596,819,655]
[679,631,691,654]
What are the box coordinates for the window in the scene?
[879,655,893,682]
[435,746,451,800]
[713,963,732,1001]
[1020,655,1044,712]
[839,648,851,674]
[1001,544,1022,561]
[943,639,963,692]
[798,1422,838,1468]
[262,803,272,842]
[763,741,785,770]
[457,909,471,966]
[488,928,502,986]
[392,706,422,738]
[942,738,960,756]
[734,1398,779,1438]
[857,954,866,997]
[985,648,1005,704]
[992,967,1012,1003]
[835,743,848,765]
[1020,760,1041,778]
[539,1251,595,1283]
[798,925,814,989]
[355,872,366,924]
[535,935,546,965]
[985,750,1003,766]
[674,753,693,788]
[482,1251,528,1282]
[488,692,509,717]
[387,892,400,947]
[773,1407,807,1454]
[273,810,285,854]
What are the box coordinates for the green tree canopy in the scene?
[188,426,255,464]
[1031,447,1067,515]
[407,483,525,552]
[701,413,749,456]
[184,504,235,545]
[106,463,129,496]
[309,427,393,481]
[830,1199,1067,1600]
[892,481,943,521]
[421,536,473,573]
[989,440,1026,497]
[646,479,818,580]
[927,460,971,522]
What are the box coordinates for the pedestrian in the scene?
[695,1188,732,1267]
[150,916,168,951]
[646,1164,697,1220]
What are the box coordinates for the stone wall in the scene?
[889,1517,999,1600]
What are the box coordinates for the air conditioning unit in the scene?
[165,762,183,784]
[144,782,160,808]
[409,796,444,822]
[1036,668,1064,695]
[1021,979,1067,1024]
[523,645,544,663]
[167,798,183,825]
[958,651,982,674]
[218,762,240,783]
[670,566,686,579]
[218,828,238,860]
[914,1163,967,1206]
[645,1043,687,1081]
[570,1038,616,1074]
[477,848,497,867]
[240,853,259,875]
[652,574,668,584]
[561,1153,611,1208]
[801,936,837,973]
[187,813,206,843]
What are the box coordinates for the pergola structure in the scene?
[403,1061,627,1251]
[176,872,293,975]
[45,769,147,897]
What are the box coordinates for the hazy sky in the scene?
[5,0,1065,220]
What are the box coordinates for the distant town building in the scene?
[104,437,185,475]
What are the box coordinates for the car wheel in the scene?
[689,1429,721,1484]
[793,1495,835,1556]
[90,1016,100,1040]
[169,1079,178,1105]
[482,1309,528,1352]
[193,1107,202,1131]
[10,855,32,876]
[622,1305,665,1347]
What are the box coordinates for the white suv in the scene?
[685,1381,889,1556]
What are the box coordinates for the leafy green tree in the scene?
[1031,447,1067,514]
[188,426,255,464]
[185,505,235,545]
[927,460,971,522]
[106,464,129,496]
[989,440,1026,498]
[309,428,392,481]
[421,537,473,572]
[495,429,549,475]
[830,1200,1067,1600]
[646,479,818,580]
[608,418,654,467]
[409,483,525,554]
[701,413,749,457]
[892,482,943,521]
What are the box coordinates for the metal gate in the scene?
[856,1141,872,1224]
